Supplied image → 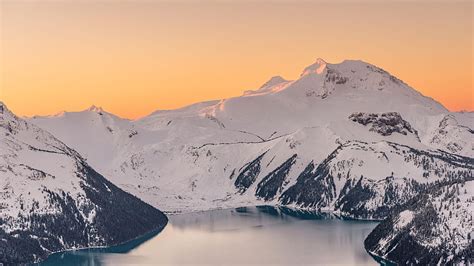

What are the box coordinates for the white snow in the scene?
[25,58,472,213]
[301,58,327,76]
[396,210,414,229]
[375,180,474,262]
[0,104,103,234]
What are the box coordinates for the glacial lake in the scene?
[39,206,379,265]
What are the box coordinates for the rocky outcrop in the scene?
[349,112,418,137]
[234,152,267,193]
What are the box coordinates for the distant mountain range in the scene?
[1,58,472,264]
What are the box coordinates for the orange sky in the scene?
[0,1,472,119]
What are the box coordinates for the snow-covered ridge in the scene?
[427,114,473,157]
[0,102,167,264]
[300,58,327,76]
[365,178,474,264]
[27,58,472,215]
[259,76,288,89]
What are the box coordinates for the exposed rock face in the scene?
[365,179,474,265]
[255,154,297,201]
[349,112,418,137]
[234,152,267,193]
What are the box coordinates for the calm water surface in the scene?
[40,206,379,265]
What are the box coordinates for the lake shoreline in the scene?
[40,205,381,265]
[36,220,168,265]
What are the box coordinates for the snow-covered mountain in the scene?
[5,57,471,264]
[0,102,167,264]
[365,178,474,264]
[30,58,473,215]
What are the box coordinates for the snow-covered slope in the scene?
[29,58,473,215]
[280,140,473,219]
[193,59,448,139]
[14,58,474,264]
[365,178,474,264]
[0,102,168,264]
[29,106,137,171]
[426,113,473,157]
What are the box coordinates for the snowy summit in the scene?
[300,58,327,76]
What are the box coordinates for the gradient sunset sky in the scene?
[1,0,472,119]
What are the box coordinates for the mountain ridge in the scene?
[0,102,168,264]
[24,58,457,122]
[27,58,473,213]
[3,58,472,264]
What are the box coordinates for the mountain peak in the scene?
[314,58,327,64]
[259,76,288,89]
[0,101,12,118]
[0,102,20,127]
[86,105,104,113]
[300,58,327,76]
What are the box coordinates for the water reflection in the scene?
[40,206,379,265]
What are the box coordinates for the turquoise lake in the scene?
[40,206,379,265]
